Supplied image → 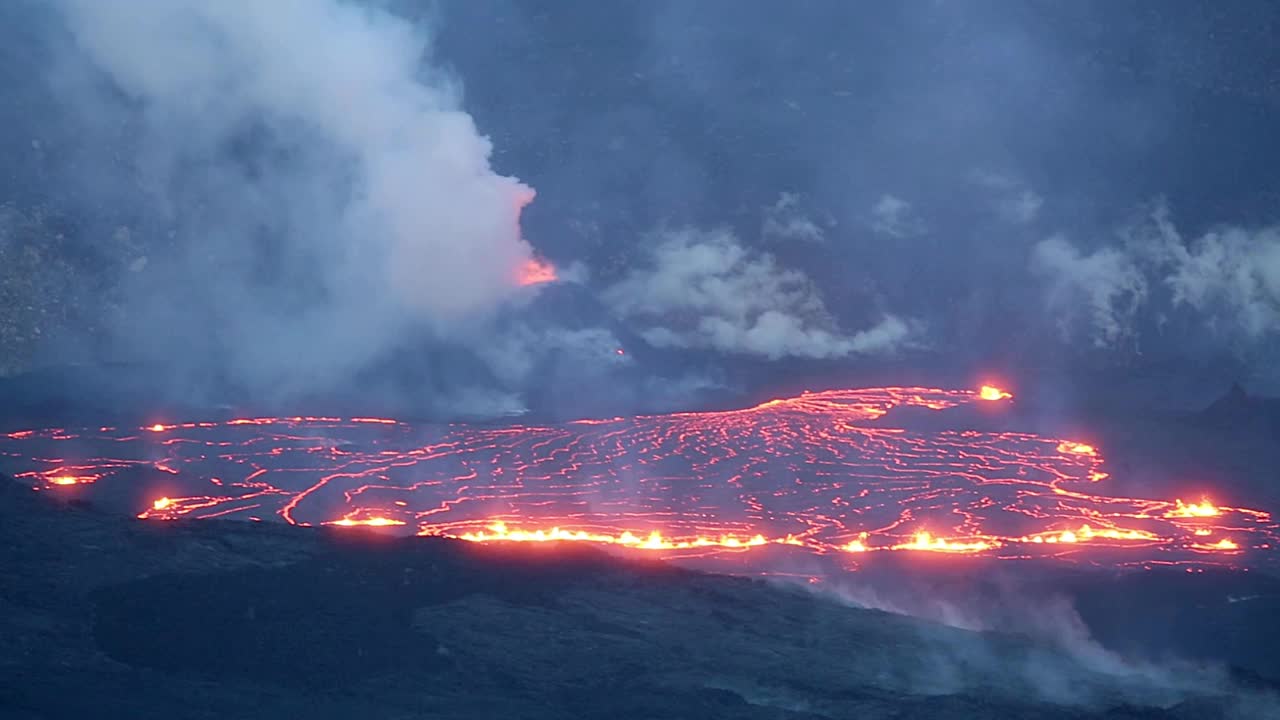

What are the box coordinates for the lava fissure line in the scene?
[3,385,1276,568]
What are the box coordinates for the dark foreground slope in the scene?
[0,477,1273,720]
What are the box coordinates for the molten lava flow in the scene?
[892,531,997,554]
[1165,499,1220,518]
[453,521,770,551]
[327,517,406,528]
[516,257,557,286]
[978,385,1012,401]
[3,384,1277,571]
[1057,441,1098,456]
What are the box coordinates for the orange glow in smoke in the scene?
[978,385,1012,401]
[516,257,558,286]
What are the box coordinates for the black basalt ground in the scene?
[2,471,1279,720]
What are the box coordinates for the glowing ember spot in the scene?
[1166,499,1220,518]
[1057,441,1097,456]
[327,517,405,528]
[1193,538,1239,551]
[516,257,557,286]
[978,385,1012,401]
[1026,524,1155,545]
[895,531,996,554]
[844,532,870,553]
[47,476,81,486]
[148,424,167,433]
[152,497,172,510]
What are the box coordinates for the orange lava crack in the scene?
[5,383,1275,569]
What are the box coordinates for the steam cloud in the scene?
[602,227,911,359]
[50,0,536,398]
[23,0,1279,406]
[1032,201,1280,350]
[1031,235,1148,348]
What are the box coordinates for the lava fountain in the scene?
[2,385,1276,571]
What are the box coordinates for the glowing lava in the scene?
[978,385,1012,401]
[2,385,1277,571]
[516,257,557,286]
[456,521,769,550]
[1165,499,1220,518]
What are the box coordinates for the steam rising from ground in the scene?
[603,227,910,359]
[816,574,1277,717]
[1033,201,1280,352]
[51,0,536,396]
[15,1,1280,409]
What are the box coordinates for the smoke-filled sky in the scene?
[2,0,1279,416]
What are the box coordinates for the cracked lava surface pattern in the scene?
[2,385,1276,571]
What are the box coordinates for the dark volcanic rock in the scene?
[1198,382,1280,433]
[0,474,1273,719]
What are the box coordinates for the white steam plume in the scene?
[1031,234,1148,347]
[602,227,910,359]
[52,0,536,394]
[1031,201,1280,349]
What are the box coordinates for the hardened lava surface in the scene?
[2,386,1276,571]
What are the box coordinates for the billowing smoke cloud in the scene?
[48,0,536,399]
[1031,234,1148,348]
[1032,201,1280,351]
[12,0,1279,409]
[1137,205,1280,338]
[478,325,631,389]
[812,573,1263,713]
[602,227,910,359]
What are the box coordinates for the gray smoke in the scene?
[601,226,911,359]
[48,0,538,399]
[1032,201,1280,353]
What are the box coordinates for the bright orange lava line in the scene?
[5,384,1276,569]
[327,517,406,528]
[448,521,770,551]
[1165,499,1220,518]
